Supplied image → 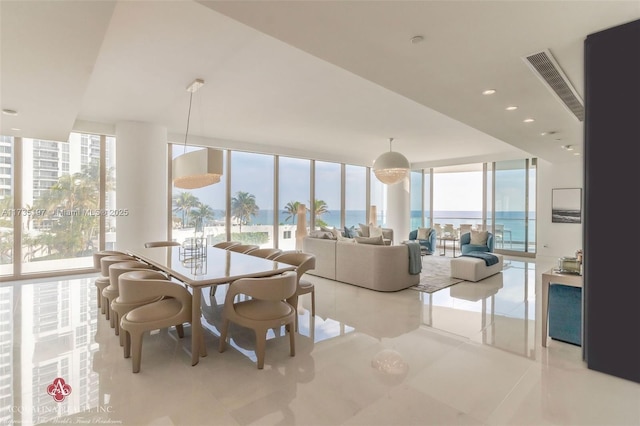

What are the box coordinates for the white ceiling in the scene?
[1,1,638,168]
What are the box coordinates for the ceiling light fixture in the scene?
[172,79,224,190]
[523,118,535,123]
[410,35,424,44]
[505,106,518,111]
[482,89,496,95]
[562,145,574,151]
[2,109,17,116]
[373,138,410,185]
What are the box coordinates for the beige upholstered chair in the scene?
[119,270,195,373]
[112,270,167,347]
[247,248,283,260]
[144,240,180,248]
[93,250,126,312]
[219,271,297,369]
[272,252,317,332]
[213,241,241,249]
[103,260,156,333]
[98,254,136,318]
[227,244,259,254]
[459,224,473,237]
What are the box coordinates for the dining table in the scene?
[127,245,296,366]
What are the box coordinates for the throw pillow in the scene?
[343,225,357,238]
[470,230,488,245]
[358,223,370,237]
[369,225,383,238]
[417,227,431,240]
[336,233,355,243]
[330,228,342,240]
[355,235,384,245]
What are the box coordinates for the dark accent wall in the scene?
[584,19,640,383]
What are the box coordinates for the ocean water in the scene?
[208,209,535,244]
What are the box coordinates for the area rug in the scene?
[411,255,465,293]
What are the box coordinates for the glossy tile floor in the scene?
[2,255,639,425]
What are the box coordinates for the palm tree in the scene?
[312,199,330,227]
[190,202,216,231]
[282,201,301,225]
[231,191,259,232]
[172,192,200,228]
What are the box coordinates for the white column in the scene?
[115,122,167,254]
[386,176,411,243]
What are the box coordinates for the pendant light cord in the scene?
[389,137,394,152]
[183,91,194,155]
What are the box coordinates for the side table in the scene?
[541,268,583,347]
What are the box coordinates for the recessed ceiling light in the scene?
[562,145,574,151]
[2,109,18,116]
[410,35,424,44]
[573,152,581,156]
[505,106,518,111]
[523,118,535,123]
[11,128,21,131]
[482,89,496,95]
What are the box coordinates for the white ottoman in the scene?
[450,254,503,282]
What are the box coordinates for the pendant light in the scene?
[172,79,223,189]
[372,138,410,185]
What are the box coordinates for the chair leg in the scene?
[123,330,131,358]
[113,312,120,335]
[176,324,184,338]
[255,329,267,369]
[289,321,296,357]
[104,297,110,320]
[108,305,116,329]
[311,291,315,316]
[210,285,217,297]
[218,319,229,353]
[131,331,144,373]
[96,286,102,309]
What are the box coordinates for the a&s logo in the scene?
[47,377,72,402]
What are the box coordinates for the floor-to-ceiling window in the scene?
[410,170,423,229]
[432,164,484,230]
[0,132,114,280]
[0,137,13,277]
[370,169,386,226]
[230,151,274,247]
[278,156,310,250]
[314,161,341,230]
[345,165,367,227]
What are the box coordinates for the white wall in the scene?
[115,122,168,259]
[386,176,411,241]
[535,158,583,262]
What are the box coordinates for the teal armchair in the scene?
[408,228,437,254]
[460,232,494,255]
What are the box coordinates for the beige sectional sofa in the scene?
[302,236,420,291]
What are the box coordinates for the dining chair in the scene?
[93,250,127,312]
[119,270,197,373]
[247,248,283,260]
[213,241,241,249]
[104,260,156,333]
[144,240,180,248]
[218,271,298,369]
[98,254,137,318]
[272,252,316,332]
[459,224,473,237]
[227,244,259,254]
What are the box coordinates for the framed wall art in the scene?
[552,188,582,223]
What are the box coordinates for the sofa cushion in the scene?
[470,230,488,245]
[355,235,384,245]
[358,223,370,237]
[309,230,335,239]
[337,233,356,243]
[417,227,432,240]
[343,225,358,238]
[369,225,383,238]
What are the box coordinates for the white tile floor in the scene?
[2,255,639,425]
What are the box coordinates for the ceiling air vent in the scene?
[524,49,584,122]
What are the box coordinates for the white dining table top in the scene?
[128,245,295,288]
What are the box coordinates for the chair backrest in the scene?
[213,241,241,249]
[144,240,180,248]
[273,252,316,282]
[100,254,136,277]
[459,224,473,236]
[118,270,174,304]
[226,271,298,306]
[108,260,155,290]
[228,244,259,254]
[248,248,283,260]
[93,250,126,270]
